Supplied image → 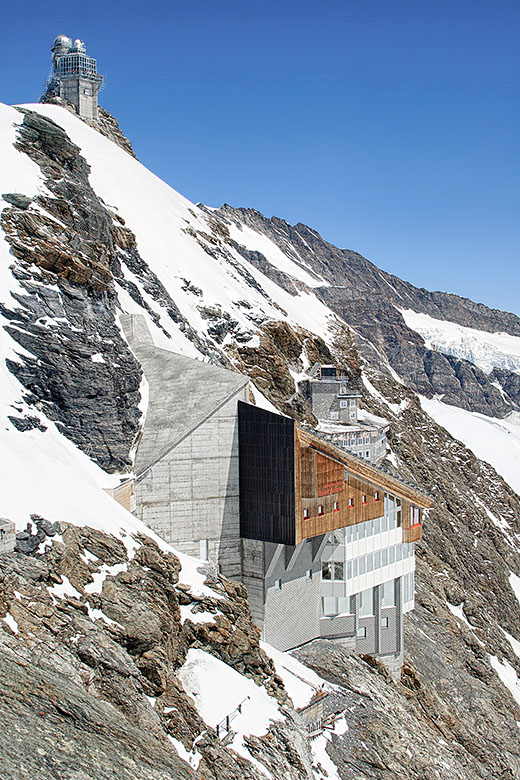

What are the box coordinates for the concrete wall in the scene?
[136,389,248,579]
[0,518,15,554]
[59,77,99,121]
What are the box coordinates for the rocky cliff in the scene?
[1,103,520,780]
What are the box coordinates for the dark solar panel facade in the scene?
[238,401,296,545]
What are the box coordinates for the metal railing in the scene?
[215,696,251,739]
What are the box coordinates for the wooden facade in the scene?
[294,428,432,546]
[238,402,432,547]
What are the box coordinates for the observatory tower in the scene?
[44,35,103,122]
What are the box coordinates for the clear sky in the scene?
[2,0,519,315]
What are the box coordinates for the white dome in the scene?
[52,34,72,50]
[73,39,86,52]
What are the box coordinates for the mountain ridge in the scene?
[1,102,520,780]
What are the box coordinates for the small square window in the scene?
[275,579,282,590]
[303,508,309,519]
[365,450,370,458]
[306,569,312,580]
[333,501,340,512]
[330,411,339,420]
[374,491,380,501]
[340,400,347,408]
[356,626,366,638]
[362,494,367,504]
[381,616,389,628]
[318,505,324,516]
[349,498,354,508]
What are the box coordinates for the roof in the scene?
[297,427,433,509]
[121,315,249,476]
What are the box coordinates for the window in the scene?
[411,506,421,526]
[364,437,370,444]
[340,385,347,394]
[358,557,366,575]
[350,411,356,418]
[366,553,373,572]
[303,508,309,519]
[381,548,388,566]
[356,626,366,638]
[321,562,332,580]
[362,494,367,504]
[275,579,282,590]
[359,588,373,616]
[340,400,347,408]
[381,580,395,607]
[323,597,337,616]
[330,411,339,420]
[348,497,354,508]
[365,450,370,458]
[374,491,380,501]
[337,596,351,614]
[318,505,324,516]
[334,561,344,580]
[350,399,356,407]
[333,501,340,512]
[388,546,395,564]
[373,550,381,569]
[381,616,389,628]
[374,516,381,534]
[306,569,312,580]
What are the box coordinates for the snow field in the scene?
[400,308,520,376]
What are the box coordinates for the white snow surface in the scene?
[400,309,520,375]
[177,649,280,766]
[489,655,520,709]
[260,641,329,708]
[420,397,520,496]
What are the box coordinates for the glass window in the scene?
[362,494,367,505]
[374,550,381,569]
[318,505,324,516]
[381,580,395,607]
[347,561,352,579]
[388,546,395,564]
[340,400,347,408]
[352,559,358,577]
[381,616,389,628]
[349,497,354,508]
[365,450,370,458]
[366,553,373,572]
[322,562,332,580]
[323,597,337,616]
[275,579,282,590]
[338,596,351,614]
[359,588,373,616]
[356,626,366,638]
[381,515,388,532]
[334,562,344,580]
[381,548,388,566]
[396,545,403,562]
[358,557,366,575]
[358,522,365,539]
[306,569,312,580]
[333,501,340,512]
[303,508,309,519]
[346,526,353,543]
[350,399,356,407]
[374,516,381,534]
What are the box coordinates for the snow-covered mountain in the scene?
[1,102,520,780]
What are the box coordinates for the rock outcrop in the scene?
[0,521,314,780]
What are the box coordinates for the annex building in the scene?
[120,315,431,669]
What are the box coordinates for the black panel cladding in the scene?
[238,401,295,544]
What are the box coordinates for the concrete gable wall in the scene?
[135,388,248,579]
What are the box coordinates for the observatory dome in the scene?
[52,34,73,50]
[72,39,86,52]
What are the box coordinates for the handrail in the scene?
[215,696,251,739]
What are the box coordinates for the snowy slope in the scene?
[400,308,520,375]
[420,397,520,496]
[16,103,340,355]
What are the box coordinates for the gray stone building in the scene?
[121,316,429,670]
[43,35,103,122]
[0,518,16,555]
[299,364,388,464]
[121,315,249,578]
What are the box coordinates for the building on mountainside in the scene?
[42,35,103,122]
[0,518,16,554]
[298,364,388,463]
[119,315,432,670]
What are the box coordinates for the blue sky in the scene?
[2,0,519,315]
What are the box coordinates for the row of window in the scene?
[322,542,415,581]
[338,399,357,408]
[322,580,397,617]
[329,411,357,420]
[304,492,381,520]
[326,510,402,546]
[346,542,415,579]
